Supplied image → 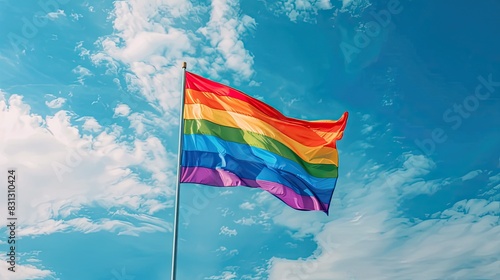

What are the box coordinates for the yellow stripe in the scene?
[185,89,346,142]
[184,103,339,165]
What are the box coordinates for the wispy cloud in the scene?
[461,170,482,181]
[267,152,499,279]
[235,217,256,226]
[239,202,255,210]
[198,0,256,83]
[0,261,55,279]
[86,0,256,123]
[45,97,66,109]
[219,226,238,237]
[81,117,101,132]
[234,211,272,228]
[0,93,174,238]
[84,0,194,118]
[205,270,238,280]
[72,65,93,85]
[272,0,334,22]
[215,246,239,257]
[46,9,66,20]
[114,104,131,117]
[339,0,372,15]
[66,217,169,236]
[70,12,83,21]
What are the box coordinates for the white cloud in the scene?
[70,13,83,21]
[85,0,257,128]
[239,202,255,210]
[72,65,93,84]
[228,249,239,256]
[270,0,373,23]
[46,9,66,20]
[45,97,66,108]
[66,217,169,236]
[401,178,447,198]
[215,246,239,257]
[267,154,500,279]
[361,123,375,134]
[81,117,101,132]
[75,41,90,58]
[0,94,44,147]
[489,172,500,184]
[0,261,55,280]
[113,31,192,64]
[481,173,500,201]
[220,207,233,218]
[272,0,334,22]
[280,97,299,107]
[198,0,256,82]
[341,0,371,10]
[219,226,238,237]
[234,211,272,228]
[0,93,175,238]
[220,190,233,195]
[338,0,372,16]
[235,217,256,226]
[249,80,261,87]
[114,104,131,117]
[342,0,356,8]
[127,111,172,135]
[216,246,227,252]
[461,170,482,181]
[86,0,196,119]
[205,271,238,280]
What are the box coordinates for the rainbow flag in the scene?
[180,71,348,213]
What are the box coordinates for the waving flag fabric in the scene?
[180,71,348,213]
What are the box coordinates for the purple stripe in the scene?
[181,167,329,212]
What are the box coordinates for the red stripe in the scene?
[185,71,348,136]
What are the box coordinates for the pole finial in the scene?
[182,62,187,69]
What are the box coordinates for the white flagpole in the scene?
[171,61,187,280]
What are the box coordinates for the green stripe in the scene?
[184,119,338,178]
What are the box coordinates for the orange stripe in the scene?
[185,71,349,134]
[183,103,339,165]
[185,89,346,146]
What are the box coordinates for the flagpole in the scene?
[171,61,187,280]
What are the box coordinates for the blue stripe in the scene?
[182,135,337,204]
[182,150,335,204]
[183,133,336,179]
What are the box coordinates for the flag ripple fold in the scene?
[181,71,348,214]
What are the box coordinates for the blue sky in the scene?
[0,0,499,279]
